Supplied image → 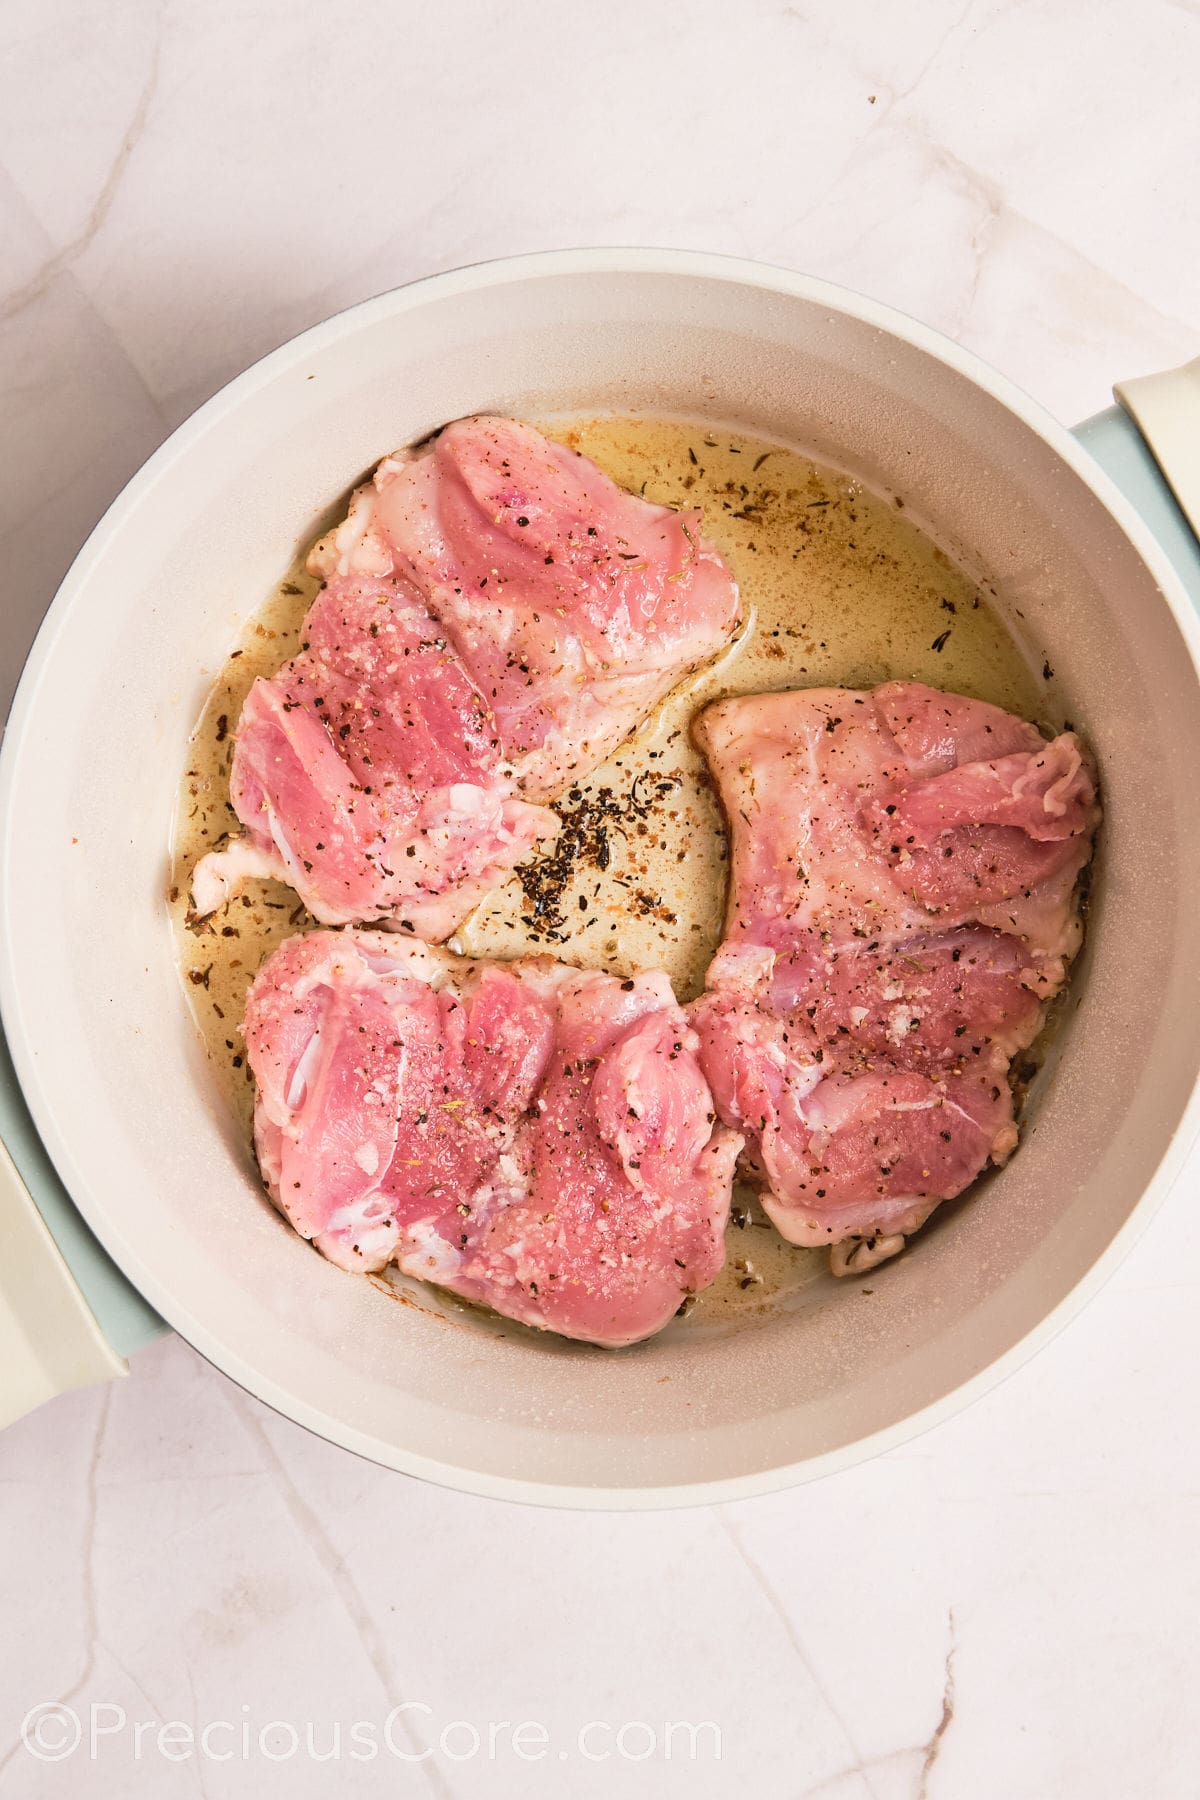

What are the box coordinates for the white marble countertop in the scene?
[2,2,1198,1794]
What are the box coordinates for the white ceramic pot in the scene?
[3,250,1200,1506]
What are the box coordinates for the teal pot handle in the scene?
[1114,357,1200,550]
[0,1029,163,1427]
[1077,377,1200,615]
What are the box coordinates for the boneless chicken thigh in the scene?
[703,681,1095,961]
[195,418,738,937]
[690,682,1100,1270]
[192,574,556,935]
[243,929,741,1347]
[308,415,742,795]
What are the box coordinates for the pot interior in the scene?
[5,259,1199,1498]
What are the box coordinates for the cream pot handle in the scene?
[1114,356,1200,545]
[0,1136,127,1429]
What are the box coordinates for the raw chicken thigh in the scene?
[192,574,555,935]
[243,929,741,1347]
[195,417,738,938]
[308,415,742,795]
[689,682,1100,1272]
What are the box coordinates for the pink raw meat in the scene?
[695,682,1097,959]
[689,681,1099,1270]
[195,417,738,939]
[243,929,741,1347]
[192,574,555,936]
[308,415,741,795]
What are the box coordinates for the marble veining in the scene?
[1,1,1198,1794]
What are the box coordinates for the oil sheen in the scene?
[170,414,1050,1330]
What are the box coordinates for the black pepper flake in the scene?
[513,773,679,936]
